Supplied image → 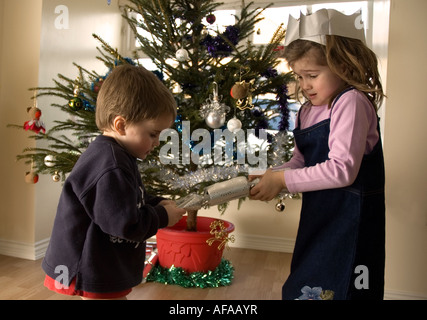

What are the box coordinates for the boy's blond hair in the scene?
[96,64,177,131]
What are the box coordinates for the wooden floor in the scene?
[0,248,292,300]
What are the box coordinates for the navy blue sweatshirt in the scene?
[42,135,168,293]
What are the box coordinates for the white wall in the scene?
[0,0,123,258]
[34,0,124,243]
[381,0,427,299]
[0,0,42,245]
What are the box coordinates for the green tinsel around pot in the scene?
[146,259,234,288]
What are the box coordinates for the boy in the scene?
[42,64,185,299]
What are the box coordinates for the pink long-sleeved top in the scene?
[277,89,379,193]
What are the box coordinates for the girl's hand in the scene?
[249,169,286,201]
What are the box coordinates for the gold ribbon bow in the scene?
[206,220,235,250]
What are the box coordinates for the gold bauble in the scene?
[52,172,61,182]
[230,82,250,99]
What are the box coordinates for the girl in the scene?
[250,9,386,300]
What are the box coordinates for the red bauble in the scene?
[93,78,104,93]
[206,14,216,24]
[25,172,39,184]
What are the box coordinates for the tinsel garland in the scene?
[261,67,291,132]
[140,128,294,192]
[146,259,234,288]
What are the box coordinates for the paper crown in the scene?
[284,8,366,46]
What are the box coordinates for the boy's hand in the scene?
[163,203,186,227]
[158,199,175,206]
[249,169,286,201]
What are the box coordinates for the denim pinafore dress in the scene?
[282,88,385,300]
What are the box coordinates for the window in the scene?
[123,1,371,72]
[252,2,368,45]
[121,0,389,135]
[124,9,238,70]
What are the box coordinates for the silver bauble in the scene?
[175,48,189,62]
[205,110,225,129]
[275,201,285,212]
[44,155,55,167]
[227,117,242,133]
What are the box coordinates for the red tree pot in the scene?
[156,216,235,273]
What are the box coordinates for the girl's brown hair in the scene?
[96,64,177,131]
[283,36,385,111]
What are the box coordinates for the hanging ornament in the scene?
[25,171,39,184]
[44,155,55,168]
[275,199,286,212]
[227,117,242,133]
[25,161,38,184]
[69,97,83,111]
[205,111,226,129]
[52,171,61,182]
[23,106,46,134]
[69,81,83,111]
[91,77,104,93]
[275,192,298,212]
[23,90,46,134]
[175,48,190,62]
[199,82,230,129]
[230,80,255,110]
[206,13,216,24]
[230,82,250,99]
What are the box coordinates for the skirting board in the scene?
[0,234,295,260]
[0,234,294,260]
[384,290,427,301]
[0,238,49,261]
[1,236,426,300]
[228,233,296,253]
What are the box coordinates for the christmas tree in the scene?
[10,0,295,230]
